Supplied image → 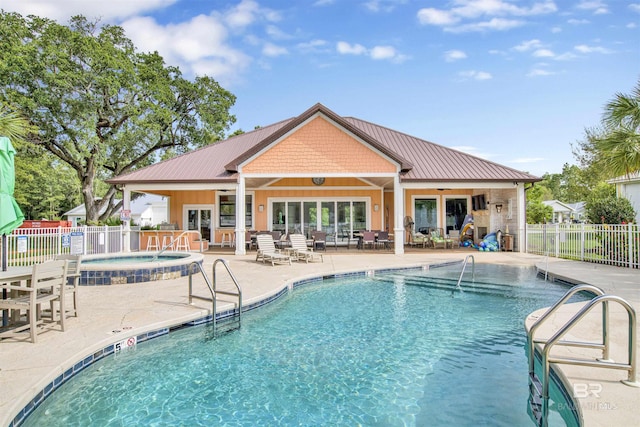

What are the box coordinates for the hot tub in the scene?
[79,252,204,285]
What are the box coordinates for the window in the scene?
[270,199,369,238]
[218,194,252,228]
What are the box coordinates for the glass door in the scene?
[303,201,317,238]
[287,202,301,234]
[414,199,437,234]
[321,202,335,235]
[445,197,468,233]
[272,202,286,233]
[186,206,213,241]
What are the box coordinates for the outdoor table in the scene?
[1,266,32,327]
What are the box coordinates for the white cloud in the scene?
[297,39,330,53]
[336,41,407,62]
[417,8,459,25]
[262,42,288,57]
[444,50,467,62]
[0,0,176,22]
[444,18,524,33]
[363,0,408,13]
[567,18,590,25]
[458,70,492,81]
[224,0,280,30]
[337,41,368,55]
[527,68,555,77]
[533,48,555,57]
[418,0,557,33]
[265,25,291,40]
[121,14,251,85]
[574,44,613,54]
[576,1,609,14]
[630,4,640,13]
[370,45,397,60]
[513,39,544,52]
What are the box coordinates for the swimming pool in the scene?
[22,264,584,426]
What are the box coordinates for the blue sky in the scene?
[2,0,638,177]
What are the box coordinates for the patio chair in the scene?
[0,260,69,343]
[409,231,429,248]
[311,230,327,251]
[362,231,376,250]
[430,228,454,249]
[54,254,82,318]
[288,234,324,263]
[255,234,292,266]
[376,231,391,250]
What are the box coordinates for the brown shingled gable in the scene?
[224,103,412,172]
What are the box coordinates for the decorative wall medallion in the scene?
[312,177,325,186]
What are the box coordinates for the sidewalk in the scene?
[1,251,638,426]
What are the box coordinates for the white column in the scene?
[235,177,246,255]
[393,175,405,255]
[122,188,131,253]
[516,183,525,253]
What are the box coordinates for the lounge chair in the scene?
[255,234,292,266]
[430,228,454,249]
[288,234,324,263]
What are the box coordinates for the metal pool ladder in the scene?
[526,284,638,427]
[455,254,475,290]
[188,258,243,337]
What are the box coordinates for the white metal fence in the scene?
[525,223,639,269]
[1,226,131,267]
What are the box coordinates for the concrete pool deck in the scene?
[0,250,638,426]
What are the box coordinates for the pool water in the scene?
[23,265,583,426]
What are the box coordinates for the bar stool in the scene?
[221,231,234,247]
[162,235,174,250]
[174,235,190,251]
[146,234,160,251]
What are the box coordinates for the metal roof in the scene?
[108,103,540,185]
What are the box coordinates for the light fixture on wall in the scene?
[258,204,264,212]
[495,203,503,213]
[374,204,379,212]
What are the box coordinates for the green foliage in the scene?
[540,163,603,204]
[586,197,635,224]
[574,79,640,178]
[0,12,236,222]
[526,184,554,223]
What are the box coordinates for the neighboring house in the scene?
[64,194,168,226]
[108,103,540,254]
[566,202,587,223]
[542,200,585,223]
[608,171,640,224]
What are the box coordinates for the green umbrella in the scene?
[0,136,24,266]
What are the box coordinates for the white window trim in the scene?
[267,197,372,232]
[216,192,255,229]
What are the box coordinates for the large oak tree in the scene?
[0,12,236,222]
